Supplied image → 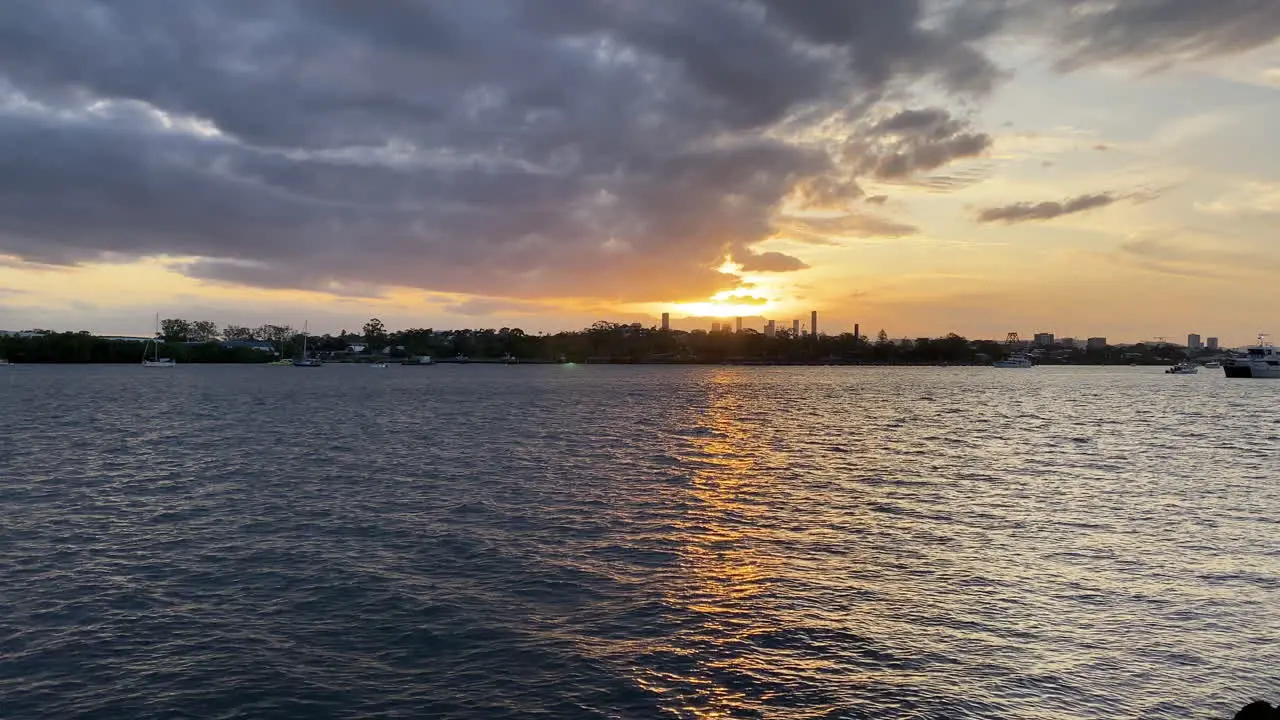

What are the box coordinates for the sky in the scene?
[0,1,1278,345]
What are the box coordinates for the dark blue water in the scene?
[1,365,1276,718]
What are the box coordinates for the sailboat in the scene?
[142,314,176,367]
[293,321,322,367]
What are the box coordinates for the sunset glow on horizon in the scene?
[1,3,1278,345]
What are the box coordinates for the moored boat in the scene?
[994,352,1034,368]
[1165,362,1198,375]
[141,314,176,368]
[1223,334,1280,378]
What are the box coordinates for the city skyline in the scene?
[0,3,1278,346]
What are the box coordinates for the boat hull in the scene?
[1223,361,1280,378]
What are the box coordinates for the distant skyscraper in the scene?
[661,312,669,331]
[811,311,818,337]
[1187,333,1202,350]
[735,317,742,333]
[1034,332,1054,347]
[1207,337,1219,351]
[1086,337,1107,351]
[711,322,721,333]
[792,319,800,336]
[765,320,776,338]
[853,323,860,342]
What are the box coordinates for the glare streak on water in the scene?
[0,365,1276,719]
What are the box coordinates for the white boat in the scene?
[141,314,176,368]
[402,355,434,366]
[0,359,11,366]
[994,353,1034,368]
[293,321,323,367]
[1165,362,1198,375]
[1204,360,1221,369]
[370,362,389,368]
[1223,334,1280,378]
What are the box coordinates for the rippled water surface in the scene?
[1,365,1276,719]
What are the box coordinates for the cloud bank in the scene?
[0,1,1275,304]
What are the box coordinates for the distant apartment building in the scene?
[811,311,818,337]
[764,320,776,338]
[735,317,742,333]
[661,312,670,331]
[1187,333,1202,350]
[1059,337,1077,349]
[1034,332,1055,347]
[1086,337,1107,351]
[1207,337,1219,351]
[792,319,800,336]
[711,322,722,333]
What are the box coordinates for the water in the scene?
[1,365,1276,719]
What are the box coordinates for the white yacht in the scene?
[1223,334,1280,379]
[994,353,1034,368]
[141,314,176,368]
[1165,362,1198,375]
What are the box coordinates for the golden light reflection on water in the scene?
[633,369,790,717]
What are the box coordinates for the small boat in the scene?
[1223,334,1280,378]
[370,362,389,368]
[1203,360,1221,368]
[502,353,519,365]
[993,353,1034,368]
[293,321,323,367]
[142,314,176,368]
[0,359,11,366]
[1165,362,1198,375]
[402,355,434,366]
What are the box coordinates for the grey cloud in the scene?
[849,107,993,181]
[1047,0,1280,70]
[0,1,1013,302]
[736,251,810,273]
[977,192,1118,223]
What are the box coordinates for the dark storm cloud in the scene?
[10,0,1261,303]
[976,192,1118,223]
[0,0,1012,301]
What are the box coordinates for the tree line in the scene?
[1,318,1204,365]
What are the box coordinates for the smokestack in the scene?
[854,323,859,342]
[661,312,669,331]
[811,311,818,338]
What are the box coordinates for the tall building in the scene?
[792,319,800,336]
[1187,333,1202,350]
[1034,332,1054,347]
[1059,337,1077,349]
[1086,337,1107,351]
[1207,337,1219,351]
[735,317,742,333]
[811,311,818,338]
[661,312,669,331]
[764,320,776,338]
[853,323,860,342]
[711,322,721,333]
